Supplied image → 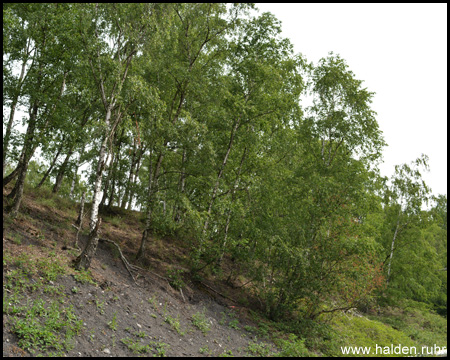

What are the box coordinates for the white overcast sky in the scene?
[255,3,447,198]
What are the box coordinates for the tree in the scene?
[189,11,305,271]
[381,154,431,284]
[74,3,158,270]
[3,4,34,177]
[4,4,75,216]
[136,3,249,260]
[236,52,387,320]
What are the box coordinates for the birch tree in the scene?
[192,12,305,270]
[136,3,247,260]
[381,154,431,284]
[4,4,74,216]
[74,3,158,270]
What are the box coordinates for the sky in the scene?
[255,3,447,198]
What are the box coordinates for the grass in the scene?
[36,257,66,282]
[192,309,211,334]
[164,314,185,335]
[11,232,23,245]
[3,251,84,356]
[148,295,159,311]
[199,345,211,355]
[273,333,311,357]
[121,337,170,356]
[329,312,420,357]
[228,318,240,330]
[121,337,152,354]
[218,349,234,356]
[104,215,123,227]
[31,185,78,218]
[135,330,147,338]
[73,269,97,286]
[108,312,118,331]
[367,300,447,352]
[94,298,106,315]
[246,340,273,356]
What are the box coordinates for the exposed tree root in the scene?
[99,237,139,285]
[198,281,238,304]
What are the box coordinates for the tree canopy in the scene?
[3,3,446,320]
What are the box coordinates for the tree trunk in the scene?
[6,100,39,217]
[136,152,156,260]
[100,150,115,208]
[6,69,66,192]
[4,98,20,177]
[3,152,25,188]
[74,8,137,269]
[387,217,401,284]
[74,217,102,270]
[218,146,247,264]
[35,140,65,189]
[73,191,86,249]
[121,138,137,209]
[3,39,32,177]
[203,119,241,234]
[52,147,74,193]
[127,145,145,210]
[102,127,124,208]
[106,166,117,208]
[70,144,85,198]
[173,149,187,223]
[74,107,112,270]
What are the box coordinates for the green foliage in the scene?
[13,310,74,355]
[36,258,66,282]
[199,345,211,355]
[95,298,105,315]
[108,312,118,331]
[228,318,240,330]
[164,314,185,335]
[167,268,186,290]
[3,4,446,356]
[330,311,420,357]
[246,340,273,356]
[371,155,447,310]
[274,334,310,357]
[73,269,97,286]
[4,251,83,356]
[370,300,447,350]
[191,309,211,334]
[121,337,152,354]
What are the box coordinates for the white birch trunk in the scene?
[70,144,85,198]
[387,207,402,284]
[386,221,399,283]
[89,106,112,231]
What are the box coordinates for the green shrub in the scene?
[73,269,97,286]
[192,309,211,334]
[274,334,310,357]
[167,268,185,290]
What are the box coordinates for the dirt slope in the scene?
[3,189,278,357]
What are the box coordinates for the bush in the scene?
[274,334,310,357]
[167,268,185,290]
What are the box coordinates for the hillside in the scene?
[3,185,447,357]
[3,185,282,357]
[3,3,447,358]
